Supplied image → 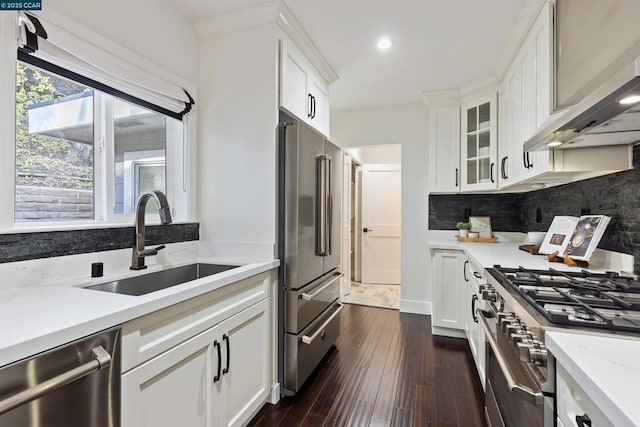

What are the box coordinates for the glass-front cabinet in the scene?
[460,93,497,191]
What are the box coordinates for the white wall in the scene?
[346,145,401,165]
[46,0,200,84]
[331,104,431,314]
[198,24,279,262]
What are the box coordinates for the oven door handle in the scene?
[301,273,343,301]
[477,310,544,406]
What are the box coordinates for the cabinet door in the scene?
[461,93,497,191]
[280,38,310,122]
[432,250,466,330]
[309,73,330,137]
[428,105,460,193]
[218,299,271,427]
[498,85,511,188]
[121,326,218,427]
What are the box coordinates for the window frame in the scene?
[0,13,195,232]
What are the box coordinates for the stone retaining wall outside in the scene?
[15,186,93,221]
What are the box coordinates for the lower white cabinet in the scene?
[122,299,270,427]
[432,249,466,332]
[431,249,486,387]
[464,264,486,388]
[120,269,277,427]
[556,362,613,427]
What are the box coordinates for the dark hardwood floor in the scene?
[249,304,486,427]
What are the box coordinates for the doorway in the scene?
[340,145,401,310]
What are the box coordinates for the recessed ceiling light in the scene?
[547,141,563,147]
[377,37,392,50]
[619,95,640,105]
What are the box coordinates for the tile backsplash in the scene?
[0,222,199,264]
[429,145,640,273]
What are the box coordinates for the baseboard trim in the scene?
[432,326,467,339]
[269,383,281,404]
[399,299,432,315]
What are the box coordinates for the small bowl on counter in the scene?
[527,231,546,247]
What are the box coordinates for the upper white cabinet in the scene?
[428,104,461,193]
[280,36,330,137]
[461,93,498,192]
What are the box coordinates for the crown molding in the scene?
[492,0,547,81]
[421,89,460,108]
[459,75,500,99]
[193,1,337,85]
[276,1,338,84]
[194,1,280,39]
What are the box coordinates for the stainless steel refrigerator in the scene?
[278,109,343,395]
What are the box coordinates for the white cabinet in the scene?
[122,300,270,427]
[432,249,466,333]
[461,93,498,191]
[556,362,613,427]
[464,262,486,388]
[428,105,461,193]
[498,2,554,187]
[121,270,276,427]
[280,36,330,137]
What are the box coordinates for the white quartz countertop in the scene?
[546,331,640,427]
[427,235,629,273]
[0,259,279,367]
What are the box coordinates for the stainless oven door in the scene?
[478,310,545,427]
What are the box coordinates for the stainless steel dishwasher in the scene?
[0,327,120,427]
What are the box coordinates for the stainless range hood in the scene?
[525,56,640,151]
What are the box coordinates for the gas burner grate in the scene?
[488,265,640,333]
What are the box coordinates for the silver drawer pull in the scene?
[301,273,343,301]
[477,311,544,406]
[0,345,111,415]
[301,304,343,345]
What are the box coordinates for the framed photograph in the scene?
[469,216,492,238]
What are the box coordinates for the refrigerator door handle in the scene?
[325,155,333,255]
[316,155,328,256]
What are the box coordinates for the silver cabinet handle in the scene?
[301,273,343,301]
[302,304,343,344]
[477,311,544,406]
[0,345,111,415]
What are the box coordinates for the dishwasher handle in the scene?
[0,345,111,416]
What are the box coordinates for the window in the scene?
[14,61,183,224]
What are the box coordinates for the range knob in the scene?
[510,332,534,345]
[481,288,497,302]
[517,342,548,366]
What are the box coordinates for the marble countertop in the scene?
[427,232,632,273]
[546,331,640,427]
[0,259,279,367]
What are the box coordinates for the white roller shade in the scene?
[17,12,194,119]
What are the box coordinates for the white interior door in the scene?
[361,164,401,284]
[341,153,352,297]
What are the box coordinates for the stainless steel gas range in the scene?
[479,265,640,427]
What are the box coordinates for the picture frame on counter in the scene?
[469,216,492,238]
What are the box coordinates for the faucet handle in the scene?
[139,245,166,256]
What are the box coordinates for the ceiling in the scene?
[163,0,527,111]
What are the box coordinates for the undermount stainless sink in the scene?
[85,263,241,296]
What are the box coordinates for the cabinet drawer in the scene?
[121,270,272,372]
[556,363,613,427]
[285,300,342,393]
